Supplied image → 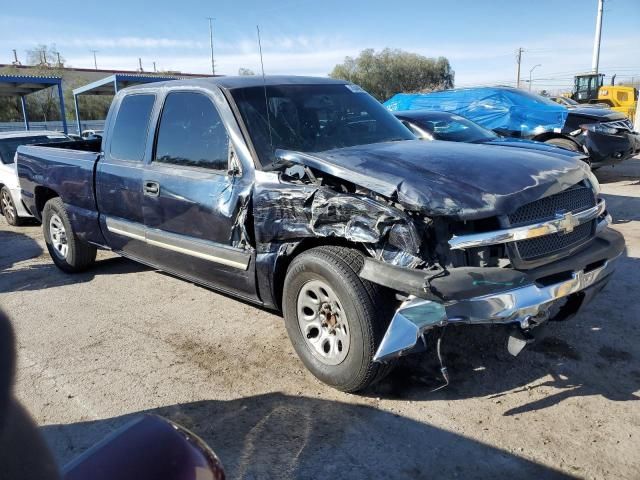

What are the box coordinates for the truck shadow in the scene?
[0,256,149,294]
[40,393,574,480]
[373,249,640,415]
[0,229,43,269]
[600,192,640,223]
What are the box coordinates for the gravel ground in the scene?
[1,158,639,479]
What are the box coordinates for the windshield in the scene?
[0,134,69,164]
[508,89,561,107]
[553,97,578,106]
[231,84,415,166]
[411,114,498,143]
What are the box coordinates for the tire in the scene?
[42,197,96,273]
[282,246,394,392]
[544,137,581,152]
[1,187,24,226]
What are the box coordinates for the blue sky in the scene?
[2,0,639,93]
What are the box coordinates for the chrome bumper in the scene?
[373,252,620,362]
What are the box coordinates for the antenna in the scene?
[207,17,215,76]
[257,25,274,165]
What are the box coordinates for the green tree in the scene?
[24,45,67,122]
[238,67,255,76]
[330,48,454,101]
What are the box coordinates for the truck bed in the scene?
[16,141,102,242]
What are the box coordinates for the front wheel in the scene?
[544,137,581,152]
[42,197,96,273]
[282,246,393,392]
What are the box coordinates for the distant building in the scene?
[0,64,211,82]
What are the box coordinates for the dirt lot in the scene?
[1,158,639,479]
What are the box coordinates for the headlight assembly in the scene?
[581,123,619,135]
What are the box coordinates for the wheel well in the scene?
[34,187,59,216]
[271,238,369,311]
[531,132,570,143]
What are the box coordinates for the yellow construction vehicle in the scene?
[571,73,638,119]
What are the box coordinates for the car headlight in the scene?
[581,123,618,135]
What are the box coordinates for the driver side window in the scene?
[154,92,229,171]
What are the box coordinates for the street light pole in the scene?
[207,17,215,76]
[592,0,604,75]
[515,47,523,88]
[529,64,541,92]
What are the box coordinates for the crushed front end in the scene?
[363,179,624,362]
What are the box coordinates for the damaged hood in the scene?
[279,140,590,220]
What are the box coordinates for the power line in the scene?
[90,50,98,70]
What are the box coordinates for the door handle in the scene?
[144,181,160,196]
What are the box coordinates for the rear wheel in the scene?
[42,197,96,273]
[282,246,393,392]
[1,187,23,226]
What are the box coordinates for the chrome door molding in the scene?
[105,216,250,270]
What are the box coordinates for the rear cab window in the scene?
[110,94,156,161]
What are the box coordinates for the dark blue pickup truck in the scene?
[17,76,624,392]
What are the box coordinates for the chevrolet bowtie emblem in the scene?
[556,211,580,234]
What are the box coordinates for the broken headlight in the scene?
[581,123,618,135]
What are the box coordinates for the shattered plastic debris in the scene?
[253,181,424,267]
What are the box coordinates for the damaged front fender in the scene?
[253,170,427,268]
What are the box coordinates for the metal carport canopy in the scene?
[0,74,68,134]
[72,73,188,132]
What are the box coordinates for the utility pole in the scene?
[207,17,215,76]
[529,64,541,92]
[153,61,157,73]
[592,0,604,75]
[516,47,523,88]
[90,50,98,70]
[138,58,144,72]
[12,49,21,66]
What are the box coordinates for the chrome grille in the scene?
[514,221,595,261]
[508,184,596,262]
[508,184,596,227]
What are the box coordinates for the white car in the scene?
[81,129,104,140]
[0,131,71,225]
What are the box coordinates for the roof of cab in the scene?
[125,75,349,92]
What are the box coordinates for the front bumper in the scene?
[365,227,625,362]
[579,130,640,168]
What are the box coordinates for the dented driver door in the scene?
[141,90,258,300]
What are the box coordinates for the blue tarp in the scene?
[384,87,569,138]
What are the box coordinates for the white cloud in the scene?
[56,37,209,49]
[65,47,358,77]
[8,27,640,94]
